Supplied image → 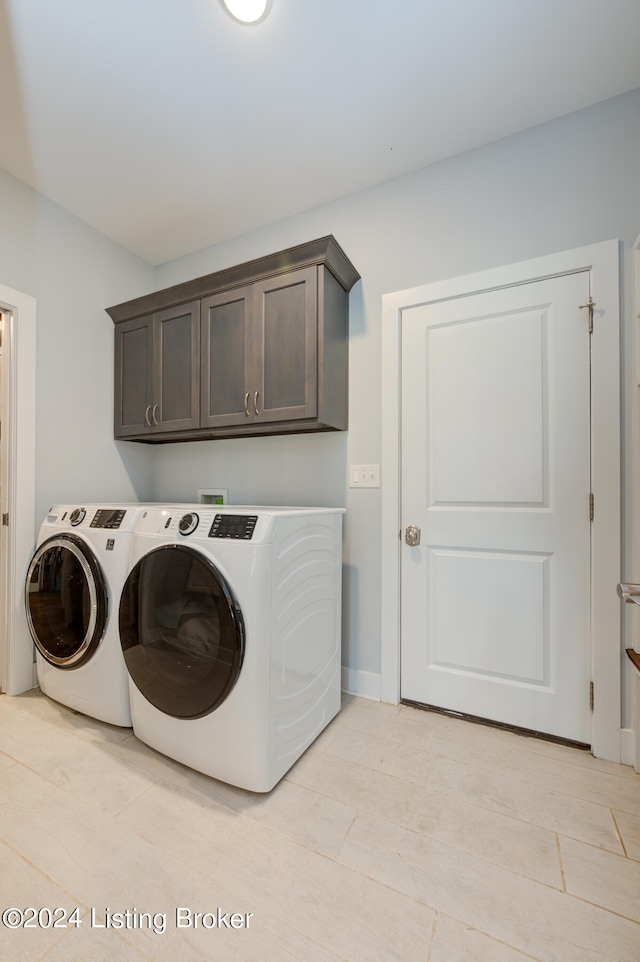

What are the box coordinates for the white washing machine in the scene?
[119,505,344,792]
[25,504,151,727]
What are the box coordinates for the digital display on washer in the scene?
[90,508,126,529]
[209,514,258,540]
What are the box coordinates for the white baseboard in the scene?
[341,667,381,701]
[620,727,636,767]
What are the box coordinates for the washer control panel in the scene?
[90,508,126,529]
[209,514,258,540]
[178,512,199,536]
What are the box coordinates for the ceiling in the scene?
[2,0,640,266]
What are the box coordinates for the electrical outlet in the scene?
[197,488,228,505]
[349,464,380,488]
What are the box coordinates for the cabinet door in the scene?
[153,301,200,433]
[114,315,153,437]
[200,287,253,428]
[252,266,318,423]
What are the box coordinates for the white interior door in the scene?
[400,271,592,743]
[0,311,4,693]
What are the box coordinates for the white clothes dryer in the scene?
[119,505,344,792]
[25,504,151,727]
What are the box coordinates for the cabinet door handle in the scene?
[244,392,251,417]
[254,391,260,416]
[145,405,152,427]
[152,403,159,426]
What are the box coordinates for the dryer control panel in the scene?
[209,514,258,540]
[90,508,126,529]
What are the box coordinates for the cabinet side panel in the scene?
[318,267,348,430]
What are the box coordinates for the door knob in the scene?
[618,583,640,606]
[405,525,421,547]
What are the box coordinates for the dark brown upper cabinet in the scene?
[114,302,200,437]
[108,236,359,443]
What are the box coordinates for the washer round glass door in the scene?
[119,545,245,719]
[25,534,108,668]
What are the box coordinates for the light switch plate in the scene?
[350,464,380,488]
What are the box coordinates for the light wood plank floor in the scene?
[0,690,639,961]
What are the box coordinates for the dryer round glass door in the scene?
[25,534,108,668]
[119,545,245,719]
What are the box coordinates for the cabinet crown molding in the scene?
[107,235,360,324]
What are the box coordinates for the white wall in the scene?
[152,89,640,718]
[2,88,638,720]
[0,166,156,529]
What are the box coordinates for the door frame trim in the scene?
[0,283,37,696]
[627,232,640,772]
[381,240,621,761]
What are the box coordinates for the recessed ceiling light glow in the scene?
[222,0,269,24]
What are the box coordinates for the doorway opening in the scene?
[0,308,9,691]
[0,283,37,696]
[381,240,621,762]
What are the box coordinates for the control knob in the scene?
[178,512,199,536]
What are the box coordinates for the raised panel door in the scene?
[153,301,200,432]
[401,272,592,743]
[200,287,253,428]
[252,266,318,423]
[114,315,153,437]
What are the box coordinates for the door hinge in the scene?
[590,680,594,712]
[1,513,8,526]
[589,493,595,521]
[579,296,596,334]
